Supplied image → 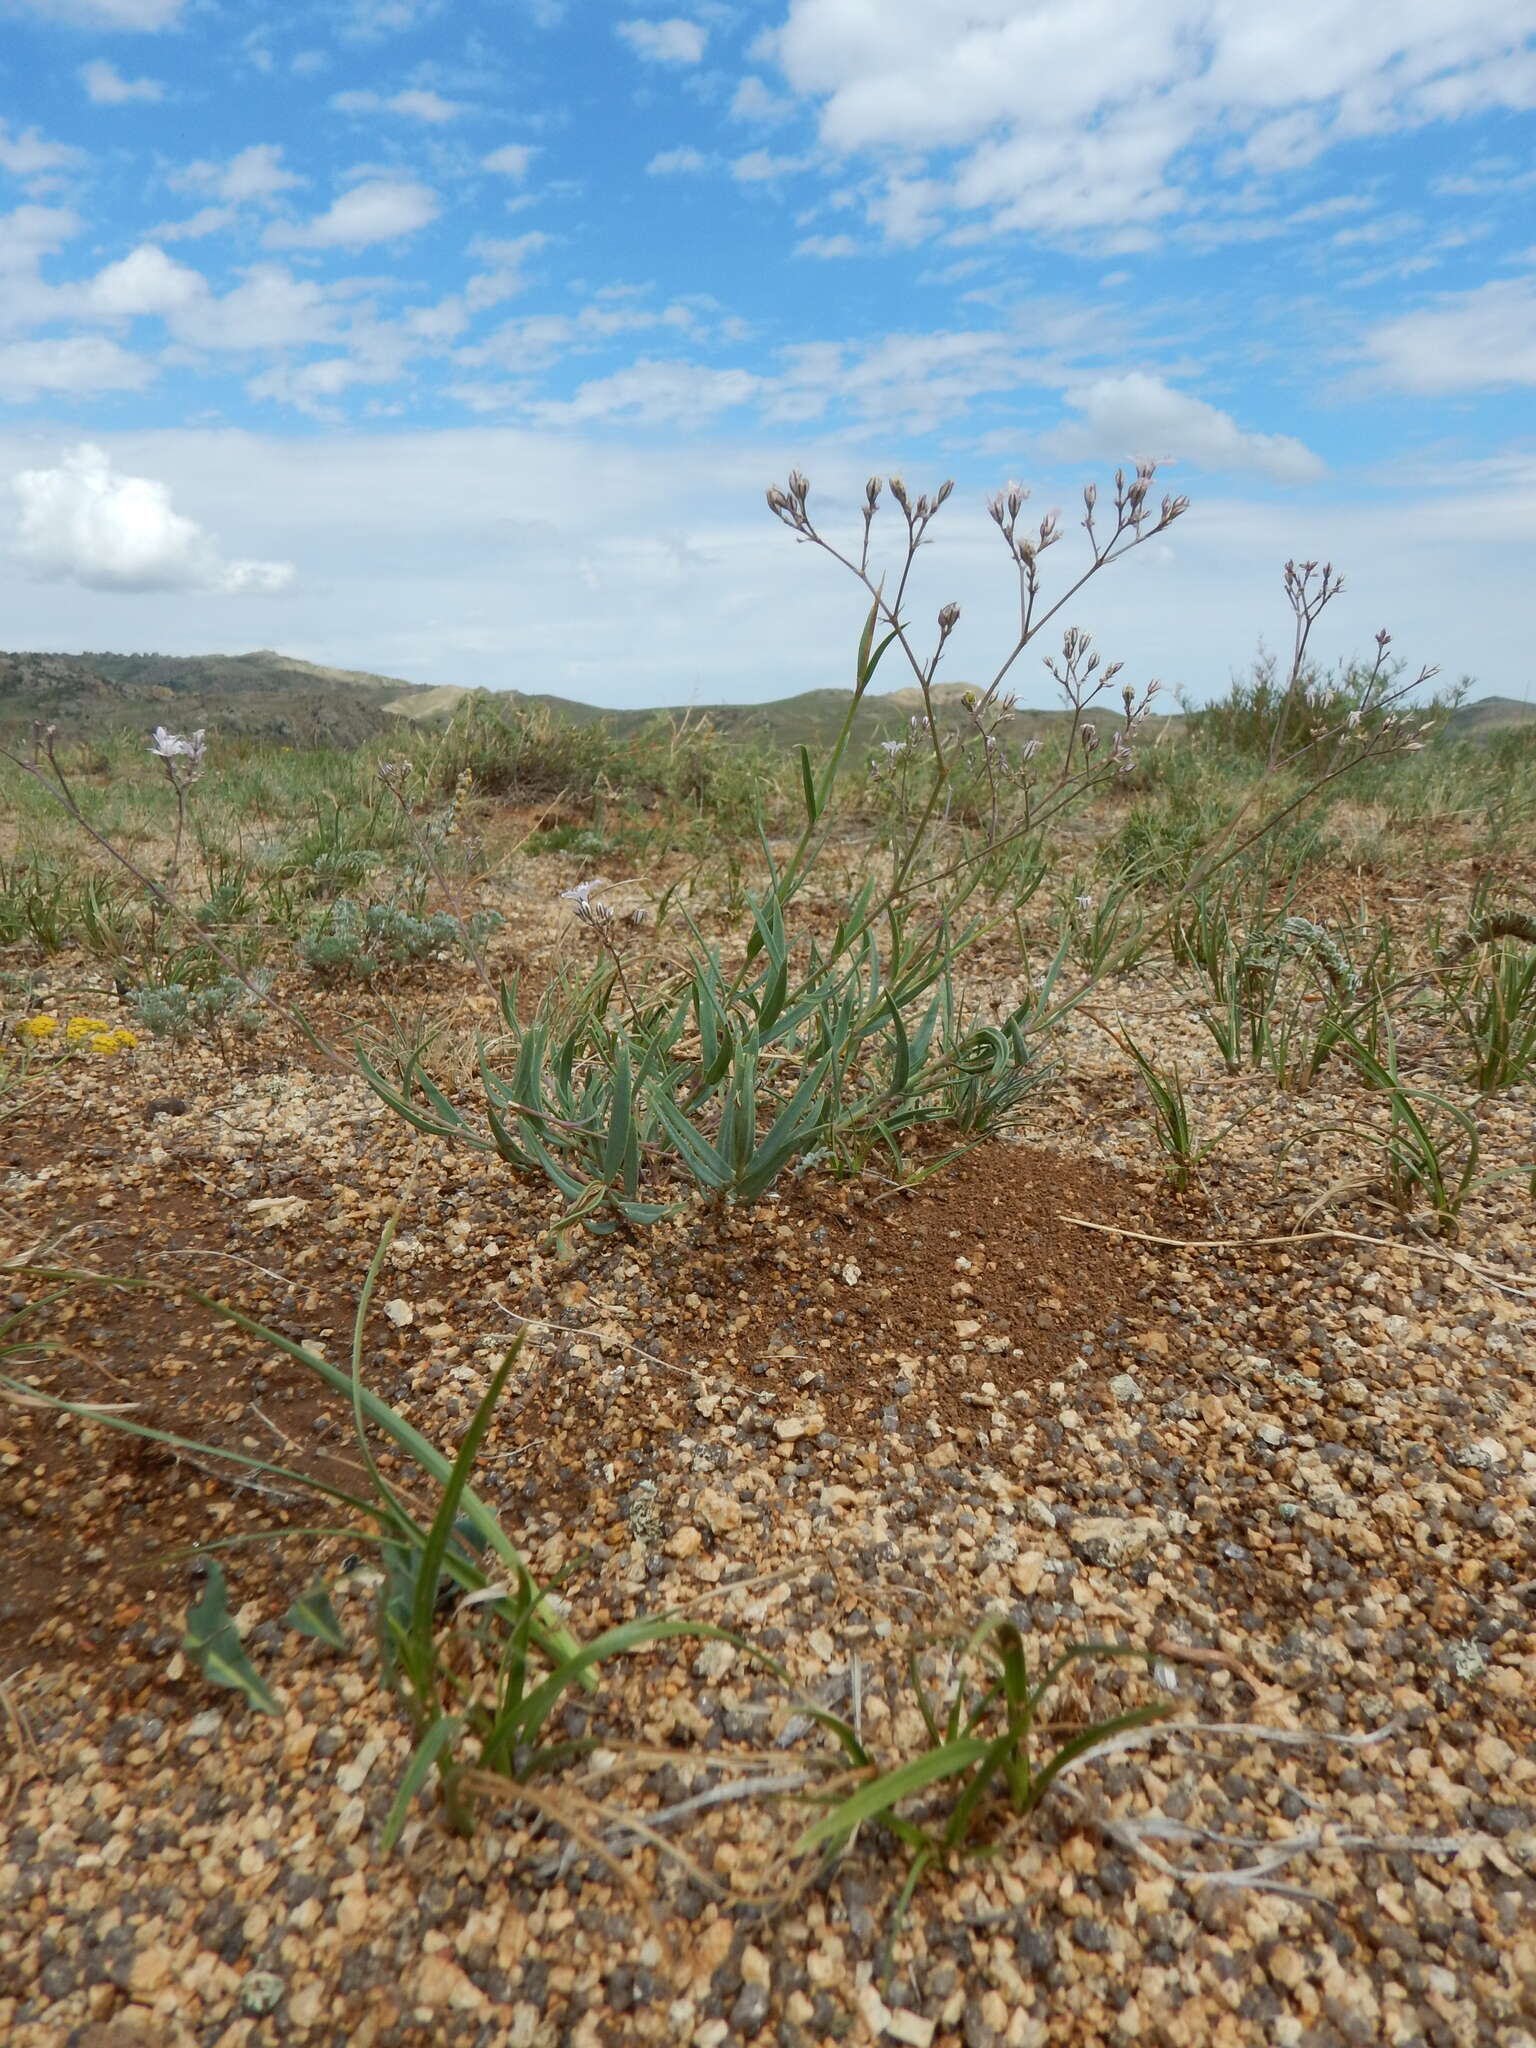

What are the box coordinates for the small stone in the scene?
[384,1298,414,1328]
[1256,1423,1287,1449]
[695,1487,743,1535]
[1456,1437,1506,1470]
[239,1970,285,2015]
[128,1946,174,1998]
[729,1983,771,2034]
[887,2010,938,2047]
[1448,1640,1487,1680]
[664,1525,703,1560]
[774,1415,820,1442]
[413,1954,487,2012]
[1108,1373,1140,1403]
[1269,1945,1308,1990]
[1069,1516,1162,1567]
[692,1640,736,1681]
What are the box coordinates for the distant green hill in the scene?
[0,648,437,748]
[1442,694,1536,738]
[1,648,1528,751]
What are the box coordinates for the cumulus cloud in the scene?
[1042,373,1324,482]
[616,17,707,65]
[793,232,858,258]
[1364,277,1536,391]
[15,0,184,25]
[264,177,440,250]
[330,87,466,121]
[0,120,85,178]
[86,244,206,318]
[731,76,794,124]
[0,338,151,399]
[646,145,710,175]
[12,444,294,593]
[174,143,303,206]
[80,59,165,104]
[528,359,760,427]
[0,204,82,271]
[764,0,1536,245]
[482,143,538,178]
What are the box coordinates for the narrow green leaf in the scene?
[380,1716,465,1854]
[792,1739,991,1858]
[798,744,818,827]
[183,1560,281,1717]
[285,1578,348,1650]
[409,1344,525,1649]
[482,1615,709,1764]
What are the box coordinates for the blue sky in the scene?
[1,0,1533,707]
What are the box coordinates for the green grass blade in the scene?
[380,1715,466,1853]
[792,1738,991,1858]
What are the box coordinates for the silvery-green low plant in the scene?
[365,463,1184,1228]
[132,972,273,1042]
[299,897,499,982]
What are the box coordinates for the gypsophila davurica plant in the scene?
[299,897,500,982]
[362,463,1190,1233]
[1179,560,1450,891]
[131,974,272,1045]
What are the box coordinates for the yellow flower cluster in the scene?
[13,1014,138,1055]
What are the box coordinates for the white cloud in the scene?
[482,143,538,178]
[463,230,547,309]
[174,144,303,206]
[616,17,707,65]
[15,0,184,25]
[1042,373,1325,482]
[330,87,466,122]
[0,204,82,271]
[171,264,346,352]
[765,327,1058,432]
[765,0,1536,245]
[151,206,235,242]
[731,76,794,124]
[731,149,810,183]
[12,444,294,593]
[0,337,151,398]
[0,121,85,178]
[86,244,206,318]
[80,58,165,104]
[646,145,711,175]
[528,359,761,426]
[1364,276,1536,391]
[264,178,440,250]
[793,232,858,259]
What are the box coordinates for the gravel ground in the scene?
[2,891,1534,2048]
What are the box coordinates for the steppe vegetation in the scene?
[1,467,1533,2047]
